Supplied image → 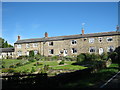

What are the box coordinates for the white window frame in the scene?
[34,50,38,55]
[71,40,77,45]
[71,48,77,54]
[49,49,54,54]
[17,44,21,49]
[89,47,96,53]
[17,51,22,56]
[108,46,114,52]
[26,44,30,48]
[107,37,113,42]
[89,38,94,43]
[98,37,103,43]
[33,43,38,47]
[49,42,53,46]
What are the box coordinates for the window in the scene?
[33,43,38,47]
[107,37,113,42]
[49,42,53,46]
[49,49,54,54]
[34,50,38,55]
[89,47,96,52]
[108,46,114,52]
[26,44,30,48]
[71,40,77,44]
[17,51,22,56]
[64,49,68,54]
[89,38,94,43]
[71,48,77,53]
[98,37,103,43]
[83,38,87,41]
[17,44,21,48]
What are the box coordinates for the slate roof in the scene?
[0,47,14,52]
[15,31,120,44]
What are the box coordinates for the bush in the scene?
[31,67,36,73]
[90,53,100,61]
[108,52,118,63]
[34,54,41,61]
[9,65,16,68]
[33,62,42,66]
[100,53,108,60]
[29,50,34,57]
[59,60,65,65]
[77,53,86,63]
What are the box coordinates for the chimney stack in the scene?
[82,28,84,35]
[18,35,20,40]
[45,32,48,38]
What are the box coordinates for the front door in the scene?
[99,48,104,55]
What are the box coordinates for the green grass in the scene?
[60,63,119,88]
[1,59,27,68]
[52,65,87,70]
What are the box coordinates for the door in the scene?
[99,48,104,55]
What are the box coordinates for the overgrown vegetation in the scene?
[0,37,13,48]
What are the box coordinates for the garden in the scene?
[1,46,120,88]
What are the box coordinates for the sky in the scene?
[2,2,118,45]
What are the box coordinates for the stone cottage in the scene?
[14,28,120,58]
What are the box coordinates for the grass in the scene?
[60,63,119,88]
[1,59,27,68]
[52,65,87,70]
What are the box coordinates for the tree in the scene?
[0,37,13,48]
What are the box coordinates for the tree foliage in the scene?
[0,37,13,48]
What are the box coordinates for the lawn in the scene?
[60,63,119,88]
[1,59,27,68]
[52,65,87,70]
[1,59,86,73]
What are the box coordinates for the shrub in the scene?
[9,65,16,68]
[31,67,36,73]
[16,62,23,67]
[29,50,34,57]
[108,52,118,63]
[34,54,41,61]
[77,53,86,63]
[59,60,65,65]
[100,53,108,60]
[90,53,100,61]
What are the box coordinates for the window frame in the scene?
[49,42,53,46]
[71,48,77,54]
[49,49,54,54]
[33,43,38,47]
[89,38,94,43]
[107,37,113,42]
[71,40,77,45]
[89,47,96,53]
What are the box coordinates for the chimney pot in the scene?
[18,35,20,40]
[82,28,84,35]
[45,32,48,37]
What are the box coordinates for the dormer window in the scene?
[71,40,77,44]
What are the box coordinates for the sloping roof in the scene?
[15,31,120,44]
[0,47,14,52]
